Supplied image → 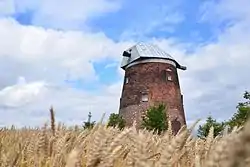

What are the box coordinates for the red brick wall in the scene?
[119,61,186,133]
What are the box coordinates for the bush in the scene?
[141,103,168,135]
[107,113,126,130]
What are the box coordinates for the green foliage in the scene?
[197,91,250,138]
[83,121,96,130]
[226,91,250,128]
[141,103,168,135]
[107,113,126,130]
[197,116,225,139]
[83,112,96,130]
[243,91,250,101]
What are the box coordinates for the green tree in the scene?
[107,113,126,130]
[141,103,168,135]
[83,121,95,130]
[197,115,225,139]
[226,91,250,128]
[83,112,96,130]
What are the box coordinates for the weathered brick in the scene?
[119,61,186,134]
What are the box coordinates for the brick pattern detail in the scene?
[119,61,186,133]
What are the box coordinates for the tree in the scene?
[83,112,96,130]
[141,103,168,135]
[197,115,225,139]
[226,91,250,128]
[107,113,126,130]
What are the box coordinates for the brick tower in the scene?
[118,42,187,133]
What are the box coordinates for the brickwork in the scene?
[119,61,186,133]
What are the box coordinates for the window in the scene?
[125,77,129,84]
[162,70,172,82]
[167,75,172,81]
[141,93,148,102]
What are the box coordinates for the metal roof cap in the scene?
[121,42,186,70]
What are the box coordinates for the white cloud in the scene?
[180,0,250,123]
[0,17,131,85]
[0,77,47,108]
[0,16,131,127]
[0,77,122,127]
[2,0,122,29]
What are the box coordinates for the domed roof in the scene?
[121,42,186,70]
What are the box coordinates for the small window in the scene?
[162,70,172,82]
[141,93,148,102]
[167,75,172,81]
[125,77,129,84]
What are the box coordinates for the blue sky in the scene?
[12,0,222,44]
[0,0,249,127]
[64,58,121,92]
[87,0,215,43]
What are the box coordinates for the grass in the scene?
[0,110,250,167]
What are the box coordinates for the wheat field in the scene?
[0,112,250,167]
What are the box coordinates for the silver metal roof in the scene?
[121,42,186,70]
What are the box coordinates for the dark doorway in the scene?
[171,118,181,134]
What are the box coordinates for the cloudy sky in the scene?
[0,0,249,128]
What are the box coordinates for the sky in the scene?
[0,0,249,128]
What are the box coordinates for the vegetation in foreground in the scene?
[0,112,250,167]
[0,91,249,167]
[197,91,250,138]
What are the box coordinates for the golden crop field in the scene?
[0,114,249,167]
